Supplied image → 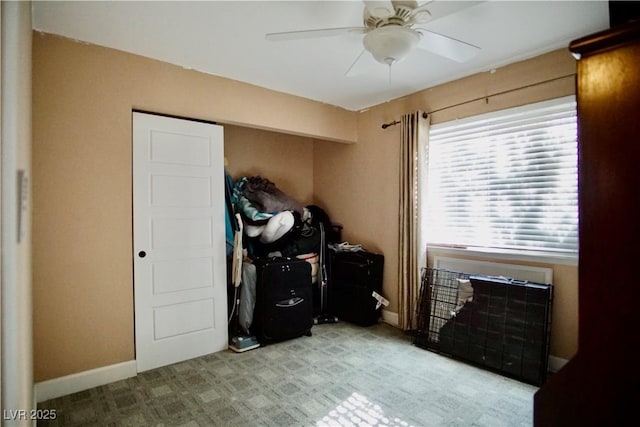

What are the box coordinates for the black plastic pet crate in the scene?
[414,268,553,386]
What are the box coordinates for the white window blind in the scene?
[425,96,578,254]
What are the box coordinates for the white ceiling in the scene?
[31,0,610,111]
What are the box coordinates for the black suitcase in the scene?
[328,250,384,326]
[251,257,314,344]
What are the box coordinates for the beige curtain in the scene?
[397,111,430,331]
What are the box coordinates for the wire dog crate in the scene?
[414,268,471,347]
[414,268,553,386]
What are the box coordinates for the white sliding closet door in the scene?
[133,112,227,372]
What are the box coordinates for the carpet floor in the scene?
[37,321,537,426]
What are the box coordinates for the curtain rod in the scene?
[381,112,428,129]
[381,73,576,129]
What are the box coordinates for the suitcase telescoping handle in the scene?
[319,223,328,310]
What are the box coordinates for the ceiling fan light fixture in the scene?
[363,26,420,65]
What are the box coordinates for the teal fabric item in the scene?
[224,171,236,256]
[232,177,274,223]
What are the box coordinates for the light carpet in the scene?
[38,321,537,426]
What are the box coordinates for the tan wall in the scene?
[33,28,580,383]
[314,48,579,360]
[31,33,344,381]
[224,125,315,206]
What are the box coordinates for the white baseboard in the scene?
[548,355,569,373]
[34,360,137,402]
[381,310,399,327]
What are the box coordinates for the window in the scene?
[424,96,578,256]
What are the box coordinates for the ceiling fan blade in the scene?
[416,29,480,62]
[412,0,434,12]
[266,27,366,41]
[345,49,379,77]
[363,0,395,18]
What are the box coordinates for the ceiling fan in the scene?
[265,0,482,77]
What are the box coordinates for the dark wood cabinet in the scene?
[534,21,640,426]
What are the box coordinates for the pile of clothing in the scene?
[225,174,342,341]
[228,175,339,278]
